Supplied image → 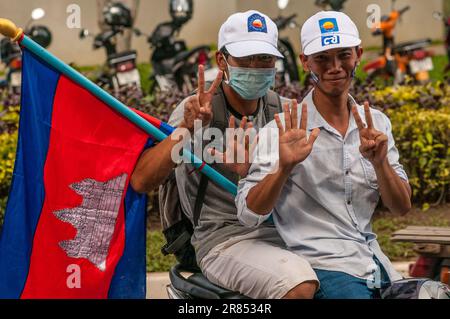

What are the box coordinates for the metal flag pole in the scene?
[0,18,237,195]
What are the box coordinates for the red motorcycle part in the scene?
[409,256,439,278]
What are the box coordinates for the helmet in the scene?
[169,0,193,24]
[103,2,133,28]
[381,278,450,299]
[418,280,450,299]
[0,38,21,64]
[27,25,52,48]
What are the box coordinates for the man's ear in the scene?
[356,47,364,64]
[300,54,310,72]
[216,51,227,72]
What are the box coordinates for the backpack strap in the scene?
[193,174,208,227]
[192,83,229,227]
[263,89,283,124]
[161,230,191,256]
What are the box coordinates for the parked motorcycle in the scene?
[432,11,450,73]
[364,0,434,84]
[0,8,51,95]
[79,2,141,95]
[273,0,300,86]
[392,226,450,286]
[135,0,214,94]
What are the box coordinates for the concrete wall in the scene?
[237,0,444,54]
[0,0,444,66]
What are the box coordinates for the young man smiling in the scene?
[236,11,412,299]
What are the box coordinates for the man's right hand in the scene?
[275,100,320,172]
[180,65,223,132]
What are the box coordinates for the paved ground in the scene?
[146,261,412,299]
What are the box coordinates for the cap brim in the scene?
[225,40,284,58]
[303,35,361,55]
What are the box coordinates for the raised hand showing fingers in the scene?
[277,101,320,171]
[352,102,389,166]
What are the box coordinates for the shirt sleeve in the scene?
[383,113,409,182]
[235,119,281,228]
[168,98,188,127]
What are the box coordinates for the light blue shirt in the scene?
[236,89,408,281]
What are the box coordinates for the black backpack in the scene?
[159,85,282,271]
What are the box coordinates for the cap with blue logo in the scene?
[301,11,361,55]
[218,10,283,58]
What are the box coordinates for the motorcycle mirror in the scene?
[288,21,297,29]
[31,8,45,21]
[79,29,90,39]
[277,0,289,10]
[432,11,443,20]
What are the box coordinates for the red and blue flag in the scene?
[0,48,172,299]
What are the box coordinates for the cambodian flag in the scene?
[0,48,171,299]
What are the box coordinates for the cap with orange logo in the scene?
[218,10,283,58]
[301,11,361,55]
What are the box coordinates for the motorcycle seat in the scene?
[394,39,432,53]
[169,264,249,299]
[173,46,210,65]
[108,50,138,66]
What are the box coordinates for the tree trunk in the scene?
[96,0,140,52]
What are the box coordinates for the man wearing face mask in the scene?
[236,11,412,299]
[131,11,319,299]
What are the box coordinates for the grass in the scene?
[147,230,176,273]
[147,204,450,272]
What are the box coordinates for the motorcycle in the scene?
[315,0,348,11]
[392,226,450,286]
[273,0,300,86]
[432,11,450,73]
[0,8,51,95]
[79,2,141,96]
[364,0,434,85]
[135,0,214,94]
[167,264,248,299]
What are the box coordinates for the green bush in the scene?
[0,104,19,227]
[147,230,176,273]
[389,106,450,208]
[364,83,450,208]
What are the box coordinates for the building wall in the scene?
[237,0,444,53]
[0,0,444,65]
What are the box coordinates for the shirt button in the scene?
[347,200,352,205]
[345,171,350,175]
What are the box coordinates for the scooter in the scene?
[315,0,348,11]
[167,264,248,299]
[392,226,450,286]
[0,8,51,95]
[364,1,434,84]
[79,2,141,95]
[432,11,450,73]
[135,0,214,94]
[273,0,300,86]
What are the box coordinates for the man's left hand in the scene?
[352,102,388,168]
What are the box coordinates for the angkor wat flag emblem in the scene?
[0,49,159,299]
[54,174,128,272]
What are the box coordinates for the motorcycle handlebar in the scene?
[276,14,298,29]
[399,6,410,16]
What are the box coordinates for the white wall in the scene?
[0,0,444,65]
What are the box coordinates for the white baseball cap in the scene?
[301,11,361,55]
[218,10,283,58]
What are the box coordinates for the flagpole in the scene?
[0,18,238,196]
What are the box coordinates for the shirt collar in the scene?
[302,89,364,136]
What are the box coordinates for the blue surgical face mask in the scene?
[223,55,276,100]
